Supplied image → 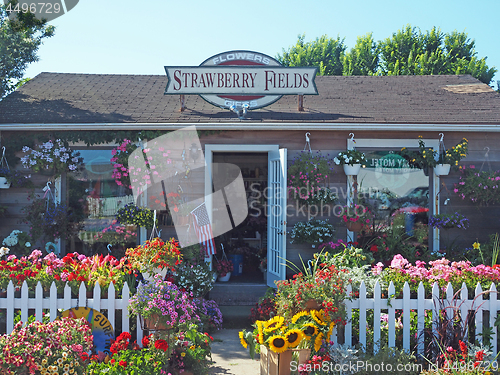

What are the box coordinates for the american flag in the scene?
[191,202,216,256]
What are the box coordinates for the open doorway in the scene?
[212,152,268,284]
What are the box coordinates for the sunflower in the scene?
[314,332,324,352]
[302,323,318,339]
[257,321,265,345]
[284,329,303,348]
[311,309,328,326]
[327,321,335,339]
[263,316,285,333]
[268,334,288,353]
[238,331,248,349]
[291,310,309,324]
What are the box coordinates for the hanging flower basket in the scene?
[434,164,451,176]
[217,272,231,282]
[343,163,361,176]
[0,177,11,189]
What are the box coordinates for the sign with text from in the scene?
[164,50,318,110]
[164,66,318,95]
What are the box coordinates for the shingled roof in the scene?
[0,72,499,125]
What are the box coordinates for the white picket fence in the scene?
[0,280,146,345]
[1,279,498,356]
[327,280,499,356]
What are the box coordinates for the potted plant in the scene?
[454,165,500,206]
[337,203,372,232]
[128,274,199,336]
[333,149,367,175]
[289,218,335,248]
[125,237,182,281]
[214,258,233,281]
[111,139,138,189]
[0,168,33,189]
[428,212,469,230]
[1,229,32,256]
[287,151,336,206]
[20,138,84,177]
[115,203,158,229]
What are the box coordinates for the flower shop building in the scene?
[0,66,500,288]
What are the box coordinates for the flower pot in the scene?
[260,344,294,375]
[305,299,321,310]
[139,313,169,331]
[435,163,451,176]
[343,164,361,176]
[0,177,11,189]
[142,267,168,282]
[346,220,363,232]
[212,273,218,283]
[218,272,231,282]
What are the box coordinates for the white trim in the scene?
[349,138,440,252]
[0,123,499,131]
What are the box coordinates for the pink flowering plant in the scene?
[337,203,372,225]
[128,274,200,329]
[454,165,500,206]
[287,151,336,206]
[93,222,138,247]
[111,139,138,189]
[374,254,500,296]
[0,317,93,375]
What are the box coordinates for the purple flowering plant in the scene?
[128,274,199,329]
[21,138,83,177]
[454,165,500,206]
[428,212,469,230]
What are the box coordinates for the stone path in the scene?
[208,328,260,374]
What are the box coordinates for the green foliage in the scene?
[277,26,497,84]
[277,33,346,75]
[0,1,54,98]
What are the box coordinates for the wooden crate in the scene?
[260,345,311,375]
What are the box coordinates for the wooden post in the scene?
[179,95,186,112]
[297,95,304,112]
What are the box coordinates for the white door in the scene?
[267,148,287,288]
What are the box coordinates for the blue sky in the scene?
[24,0,499,88]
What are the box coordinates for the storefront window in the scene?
[356,149,430,261]
[67,149,136,255]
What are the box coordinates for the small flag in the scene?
[191,202,216,256]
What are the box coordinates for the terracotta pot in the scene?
[140,313,169,331]
[346,220,363,232]
[304,299,321,310]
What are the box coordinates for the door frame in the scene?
[348,138,440,252]
[204,144,280,270]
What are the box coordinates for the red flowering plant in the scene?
[214,258,233,277]
[274,252,348,324]
[125,237,182,276]
[87,331,168,374]
[249,288,277,324]
[337,203,372,226]
[0,317,93,375]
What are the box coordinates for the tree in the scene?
[277,26,497,85]
[0,0,54,98]
[277,34,346,75]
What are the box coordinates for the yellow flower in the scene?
[291,311,309,324]
[239,331,248,349]
[284,329,303,348]
[264,316,284,333]
[268,334,288,353]
[314,333,324,352]
[302,323,318,339]
[311,309,328,326]
[190,345,195,350]
[181,352,186,357]
[327,321,336,338]
[257,321,265,344]
[473,242,480,250]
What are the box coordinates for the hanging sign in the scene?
[164,50,318,109]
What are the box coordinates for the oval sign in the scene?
[199,50,283,110]
[60,307,114,355]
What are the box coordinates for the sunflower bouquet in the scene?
[239,309,336,359]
